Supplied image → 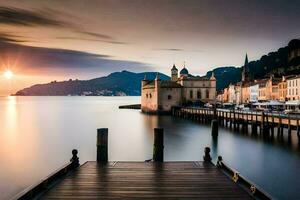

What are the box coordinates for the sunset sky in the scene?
[0,0,299,95]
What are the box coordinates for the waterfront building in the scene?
[228,84,236,103]
[141,64,216,113]
[223,87,229,102]
[216,91,223,103]
[258,79,268,101]
[235,83,242,104]
[268,76,281,100]
[286,75,300,100]
[278,76,287,101]
[241,83,251,104]
[249,83,259,102]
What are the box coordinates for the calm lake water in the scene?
[1,96,300,199]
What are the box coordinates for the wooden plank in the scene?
[41,162,252,199]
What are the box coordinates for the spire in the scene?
[242,53,249,82]
[143,74,147,80]
[183,61,186,68]
[210,71,216,80]
[244,53,249,66]
[171,64,177,70]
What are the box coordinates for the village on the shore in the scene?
[217,39,300,113]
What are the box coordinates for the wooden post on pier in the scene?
[288,114,292,138]
[261,112,265,136]
[277,116,282,138]
[225,111,228,127]
[97,128,108,163]
[297,119,300,142]
[271,114,274,138]
[211,119,218,137]
[153,128,164,162]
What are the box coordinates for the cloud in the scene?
[154,48,203,52]
[0,35,149,75]
[78,31,113,40]
[157,48,184,51]
[0,6,68,27]
[0,6,129,45]
[0,32,30,43]
[55,36,129,45]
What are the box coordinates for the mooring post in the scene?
[211,119,219,137]
[97,128,108,163]
[70,149,80,169]
[216,156,223,167]
[203,147,212,162]
[288,114,292,137]
[153,128,164,162]
[277,116,282,137]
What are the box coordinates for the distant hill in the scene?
[205,67,241,91]
[15,71,169,96]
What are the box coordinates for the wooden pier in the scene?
[40,161,252,200]
[173,107,300,141]
[14,128,272,200]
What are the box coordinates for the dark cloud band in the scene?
[0,34,148,74]
[0,6,66,27]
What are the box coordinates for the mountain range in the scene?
[15,39,300,96]
[15,71,169,96]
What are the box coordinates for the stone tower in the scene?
[171,64,178,81]
[242,53,249,82]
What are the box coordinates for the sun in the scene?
[4,70,14,79]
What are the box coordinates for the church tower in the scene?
[242,53,249,82]
[171,64,178,81]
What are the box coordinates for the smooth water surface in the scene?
[1,96,300,200]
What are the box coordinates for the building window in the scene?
[206,90,209,99]
[168,95,172,100]
[197,91,201,99]
[149,93,152,98]
[146,94,148,98]
[190,90,193,98]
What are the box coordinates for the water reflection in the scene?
[211,136,218,159]
[1,97,300,200]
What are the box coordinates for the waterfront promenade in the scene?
[173,107,300,140]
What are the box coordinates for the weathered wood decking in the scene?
[41,161,253,199]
